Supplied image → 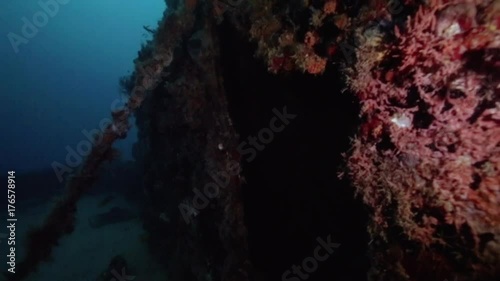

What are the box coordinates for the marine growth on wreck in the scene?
[2,0,499,281]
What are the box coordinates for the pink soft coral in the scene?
[345,0,500,280]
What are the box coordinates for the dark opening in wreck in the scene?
[216,19,369,281]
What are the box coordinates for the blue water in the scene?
[0,0,165,173]
[0,2,166,280]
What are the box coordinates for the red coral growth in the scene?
[345,0,500,279]
[304,31,319,48]
[268,55,294,74]
[323,0,337,15]
[305,53,327,74]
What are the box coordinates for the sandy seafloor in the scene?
[1,192,167,281]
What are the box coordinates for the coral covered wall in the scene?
[130,1,252,280]
[345,1,499,280]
